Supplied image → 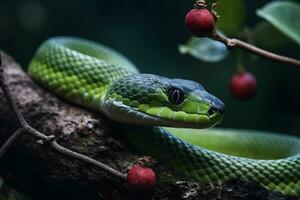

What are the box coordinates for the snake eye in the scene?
[168,88,185,105]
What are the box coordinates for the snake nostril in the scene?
[211,100,225,115]
[208,107,215,116]
[208,106,225,116]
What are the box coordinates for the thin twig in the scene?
[0,53,126,180]
[0,127,27,157]
[26,126,126,179]
[51,141,126,179]
[210,32,300,68]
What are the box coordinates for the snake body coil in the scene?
[28,37,300,196]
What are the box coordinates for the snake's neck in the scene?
[28,37,140,115]
[101,74,154,125]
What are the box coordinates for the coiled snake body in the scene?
[28,37,300,196]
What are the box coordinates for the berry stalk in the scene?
[211,32,300,68]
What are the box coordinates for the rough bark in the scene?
[0,52,296,200]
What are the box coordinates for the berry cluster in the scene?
[185,1,257,101]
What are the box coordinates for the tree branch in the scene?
[0,53,28,127]
[210,32,300,68]
[0,53,126,180]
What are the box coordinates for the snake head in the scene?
[103,74,225,128]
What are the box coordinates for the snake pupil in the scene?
[168,88,185,105]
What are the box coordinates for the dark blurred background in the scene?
[0,0,299,135]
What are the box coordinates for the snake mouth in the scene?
[158,113,224,128]
[103,99,223,128]
[139,111,223,129]
[140,102,225,128]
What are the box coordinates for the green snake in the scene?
[28,37,300,196]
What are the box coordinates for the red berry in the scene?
[230,72,257,100]
[126,165,156,195]
[185,8,215,37]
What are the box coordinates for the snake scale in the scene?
[28,37,300,196]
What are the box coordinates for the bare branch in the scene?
[50,141,126,179]
[210,32,300,68]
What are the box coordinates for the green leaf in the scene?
[253,21,292,49]
[257,1,300,45]
[215,0,246,36]
[179,36,228,62]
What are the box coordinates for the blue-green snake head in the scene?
[103,74,225,128]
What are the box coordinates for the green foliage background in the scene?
[0,0,299,135]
